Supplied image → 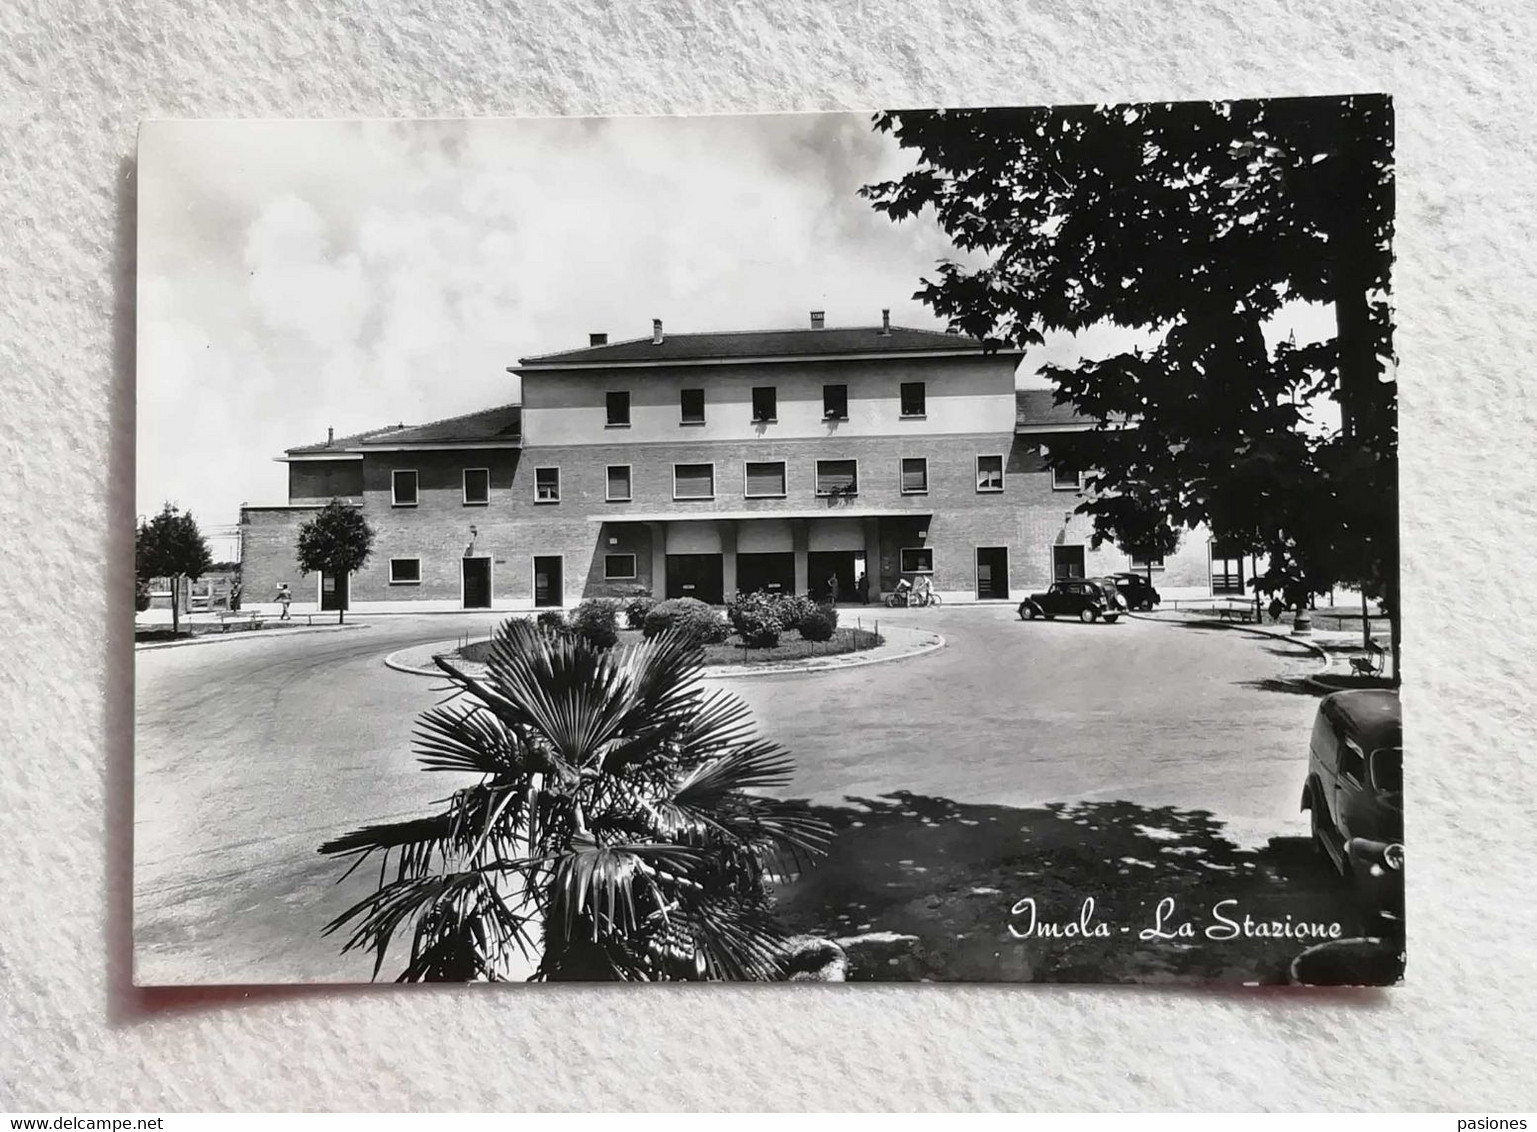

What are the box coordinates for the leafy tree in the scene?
[319,619,830,981]
[295,499,376,624]
[136,503,214,636]
[863,96,1397,671]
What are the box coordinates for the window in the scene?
[680,387,706,424]
[822,383,848,420]
[606,465,632,501]
[1339,740,1366,784]
[606,390,630,427]
[673,462,715,500]
[1052,465,1083,491]
[900,547,934,574]
[1128,551,1165,571]
[391,469,418,507]
[976,454,1004,492]
[900,381,926,417]
[751,386,777,423]
[603,553,637,581]
[815,459,858,497]
[388,558,421,585]
[744,460,787,498]
[900,457,928,494]
[1052,544,1086,580]
[462,468,489,505]
[534,466,561,502]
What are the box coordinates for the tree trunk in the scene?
[171,574,181,636]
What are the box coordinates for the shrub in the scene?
[727,591,784,649]
[623,594,656,630]
[535,609,568,635]
[642,597,728,644]
[569,598,621,649]
[799,604,838,642]
[772,592,818,633]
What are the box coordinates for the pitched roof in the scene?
[515,325,1016,369]
[286,404,522,455]
[1015,389,1084,428]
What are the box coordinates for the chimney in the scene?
[880,308,891,335]
[810,310,825,330]
[652,318,664,345]
[327,426,334,446]
[589,332,608,347]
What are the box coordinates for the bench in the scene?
[1215,602,1255,623]
[216,611,266,633]
[1349,641,1386,678]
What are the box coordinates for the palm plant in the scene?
[319,618,831,981]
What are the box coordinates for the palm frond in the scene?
[548,834,706,943]
[414,703,524,776]
[317,813,455,882]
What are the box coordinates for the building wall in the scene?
[521,354,1017,445]
[240,505,323,609]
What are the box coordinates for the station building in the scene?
[240,313,1227,614]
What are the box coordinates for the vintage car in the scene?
[1017,578,1124,623]
[1108,571,1162,611]
[1301,689,1403,918]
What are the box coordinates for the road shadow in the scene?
[1237,675,1327,697]
[774,792,1389,985]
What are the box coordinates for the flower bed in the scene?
[456,623,883,668]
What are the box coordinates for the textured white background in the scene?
[2,0,1534,1113]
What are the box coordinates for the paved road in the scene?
[133,606,1324,985]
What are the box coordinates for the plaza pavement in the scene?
[133,603,1334,985]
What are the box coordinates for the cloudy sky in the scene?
[137,112,1330,557]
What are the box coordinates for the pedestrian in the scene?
[827,573,840,605]
[855,570,869,604]
[229,580,242,613]
[276,582,292,621]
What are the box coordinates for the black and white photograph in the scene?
[134,96,1400,987]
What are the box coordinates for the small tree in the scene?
[136,503,214,636]
[295,500,376,624]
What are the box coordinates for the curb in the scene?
[135,622,371,651]
[1126,610,1333,668]
[384,625,946,681]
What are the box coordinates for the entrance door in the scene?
[1052,545,1086,581]
[462,557,491,609]
[736,552,795,595]
[808,551,857,603]
[533,556,563,608]
[319,571,349,612]
[666,554,724,604]
[1210,541,1246,595]
[976,547,1010,599]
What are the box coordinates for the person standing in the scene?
[855,570,869,604]
[276,582,292,621]
[827,573,841,605]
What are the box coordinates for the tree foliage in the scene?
[136,503,214,635]
[295,499,376,623]
[319,619,830,982]
[863,97,1396,646]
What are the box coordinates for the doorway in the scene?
[319,571,348,612]
[1051,544,1086,580]
[976,547,1010,599]
[736,552,794,596]
[666,554,724,604]
[462,557,491,609]
[808,550,859,603]
[533,556,563,608]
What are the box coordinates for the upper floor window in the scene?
[815,459,858,497]
[751,386,777,423]
[976,454,1004,493]
[462,468,489,506]
[1052,465,1084,491]
[900,457,928,494]
[900,381,926,418]
[606,390,631,427]
[673,462,715,500]
[680,387,706,424]
[534,466,561,503]
[391,469,418,507]
[744,460,787,498]
[606,465,632,502]
[822,383,848,421]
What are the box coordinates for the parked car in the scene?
[1017,579,1124,623]
[1109,571,1161,611]
[1301,689,1403,919]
